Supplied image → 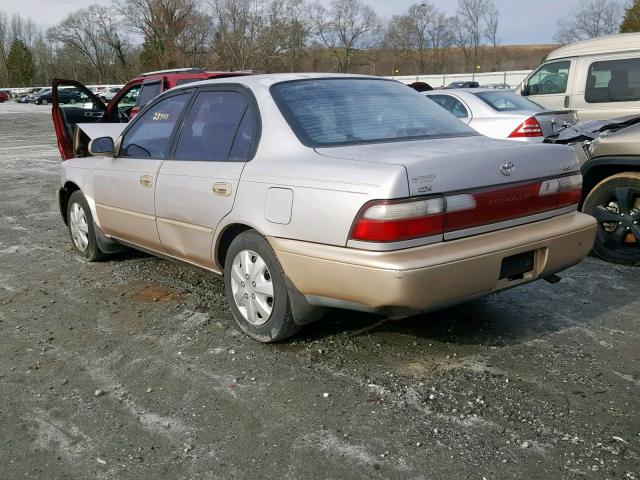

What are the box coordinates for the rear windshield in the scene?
[271,78,476,147]
[474,91,543,112]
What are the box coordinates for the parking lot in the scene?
[0,102,638,479]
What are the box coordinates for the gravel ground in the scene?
[0,102,639,480]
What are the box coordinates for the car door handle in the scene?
[139,175,153,187]
[213,182,232,197]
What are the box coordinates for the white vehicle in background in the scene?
[97,87,122,103]
[424,89,577,142]
[516,32,640,120]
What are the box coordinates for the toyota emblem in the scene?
[500,161,515,176]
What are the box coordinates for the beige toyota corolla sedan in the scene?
[52,74,597,342]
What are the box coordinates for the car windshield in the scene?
[474,91,543,112]
[271,78,476,147]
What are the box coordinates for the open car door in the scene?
[52,79,107,160]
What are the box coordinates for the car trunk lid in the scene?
[532,110,577,137]
[315,135,579,196]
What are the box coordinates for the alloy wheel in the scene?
[591,187,640,255]
[69,202,89,251]
[230,250,274,326]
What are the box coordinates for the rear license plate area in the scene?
[499,251,534,281]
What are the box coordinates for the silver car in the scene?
[425,89,577,142]
[53,74,597,342]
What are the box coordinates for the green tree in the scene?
[621,0,640,32]
[6,39,34,86]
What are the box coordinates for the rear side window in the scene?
[120,92,191,159]
[229,109,256,161]
[427,94,469,118]
[585,58,640,103]
[474,91,543,112]
[525,61,571,95]
[272,78,475,147]
[137,81,162,107]
[174,91,252,161]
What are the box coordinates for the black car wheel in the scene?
[40,98,48,105]
[583,172,640,266]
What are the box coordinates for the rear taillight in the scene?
[350,174,582,243]
[350,197,445,242]
[509,116,543,138]
[539,173,583,208]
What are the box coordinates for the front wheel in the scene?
[66,190,105,262]
[224,231,300,342]
[582,172,640,265]
[40,98,48,105]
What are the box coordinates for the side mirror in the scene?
[521,84,530,96]
[88,136,114,156]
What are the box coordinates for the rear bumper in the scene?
[268,212,597,315]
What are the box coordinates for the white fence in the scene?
[387,70,532,88]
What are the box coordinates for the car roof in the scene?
[168,72,384,92]
[546,32,640,61]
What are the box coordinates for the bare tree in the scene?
[210,0,291,71]
[176,11,214,67]
[48,6,124,82]
[483,1,499,69]
[385,13,415,73]
[555,0,624,43]
[0,12,8,85]
[118,0,199,69]
[276,0,313,71]
[311,0,379,73]
[10,14,36,45]
[455,0,492,72]
[408,2,434,74]
[427,11,452,74]
[449,15,471,70]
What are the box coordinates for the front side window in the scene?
[427,94,469,118]
[474,91,543,112]
[120,92,191,159]
[585,58,640,103]
[113,84,141,121]
[271,79,476,148]
[174,91,253,161]
[525,61,571,96]
[137,81,162,107]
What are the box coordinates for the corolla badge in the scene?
[500,161,515,176]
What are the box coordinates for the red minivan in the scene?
[52,68,254,159]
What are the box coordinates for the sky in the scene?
[0,0,576,45]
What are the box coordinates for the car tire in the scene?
[224,230,301,342]
[582,172,640,266]
[66,190,106,262]
[41,98,48,105]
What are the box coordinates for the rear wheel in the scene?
[582,172,640,265]
[40,98,48,105]
[66,190,105,262]
[224,231,300,342]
